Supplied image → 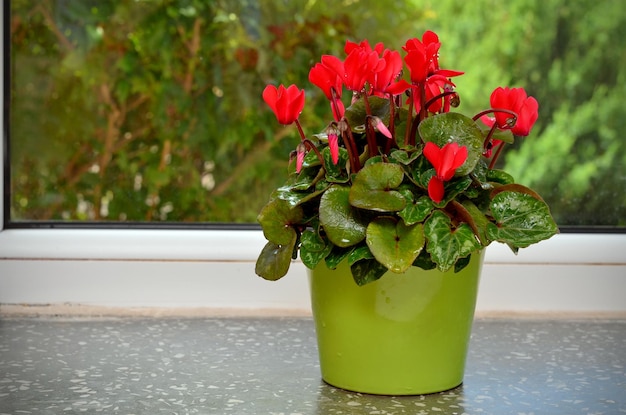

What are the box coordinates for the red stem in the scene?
[365,116,379,157]
[385,95,396,153]
[488,141,506,169]
[294,119,307,142]
[341,120,362,173]
[472,107,518,123]
[423,90,458,113]
[404,87,415,146]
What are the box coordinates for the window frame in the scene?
[2,4,625,315]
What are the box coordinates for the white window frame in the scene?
[1,7,625,316]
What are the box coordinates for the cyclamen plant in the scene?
[256,31,558,285]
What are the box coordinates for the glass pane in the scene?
[7,1,626,227]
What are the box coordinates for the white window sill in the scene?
[0,229,624,315]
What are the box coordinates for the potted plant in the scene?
[255,30,558,395]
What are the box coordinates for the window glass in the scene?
[7,0,626,227]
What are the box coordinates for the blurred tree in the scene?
[421,0,626,226]
[9,0,625,226]
[10,0,426,222]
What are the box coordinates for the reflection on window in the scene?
[8,1,626,226]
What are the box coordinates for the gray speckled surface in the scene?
[0,317,625,414]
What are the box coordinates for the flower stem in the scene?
[424,90,458,113]
[341,120,361,173]
[362,88,372,115]
[365,116,379,157]
[404,86,416,146]
[482,123,498,150]
[330,87,342,121]
[472,108,518,124]
[302,139,324,165]
[385,95,396,154]
[418,84,427,123]
[488,140,506,169]
[294,119,307,142]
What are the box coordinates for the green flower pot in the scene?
[308,250,484,395]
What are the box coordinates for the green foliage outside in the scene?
[9,0,626,226]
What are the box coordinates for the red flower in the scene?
[423,142,468,203]
[262,84,305,125]
[403,31,463,84]
[370,49,411,97]
[342,41,386,93]
[345,39,384,55]
[309,55,345,121]
[403,31,463,114]
[480,87,539,136]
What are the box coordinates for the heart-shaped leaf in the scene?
[257,199,303,245]
[487,191,559,248]
[424,210,482,272]
[366,217,425,273]
[398,189,435,225]
[418,112,484,175]
[349,162,406,212]
[300,230,332,269]
[255,237,297,281]
[319,185,367,247]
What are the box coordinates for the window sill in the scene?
[0,229,624,314]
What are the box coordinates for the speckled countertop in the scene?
[0,316,625,414]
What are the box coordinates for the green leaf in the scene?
[325,246,354,270]
[487,191,559,248]
[319,185,367,247]
[301,148,323,169]
[344,96,390,133]
[347,244,375,264]
[487,169,515,185]
[351,260,389,286]
[418,112,484,175]
[366,217,425,273]
[345,245,388,286]
[390,148,422,165]
[300,230,332,269]
[438,176,473,206]
[257,199,303,245]
[424,210,482,272]
[480,125,515,144]
[398,190,435,225]
[323,146,350,183]
[255,237,297,281]
[461,199,491,245]
[349,162,406,212]
[412,248,437,270]
[454,254,472,273]
[289,165,325,191]
[272,184,326,207]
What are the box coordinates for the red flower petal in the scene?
[263,84,305,125]
[328,133,339,165]
[427,176,445,203]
